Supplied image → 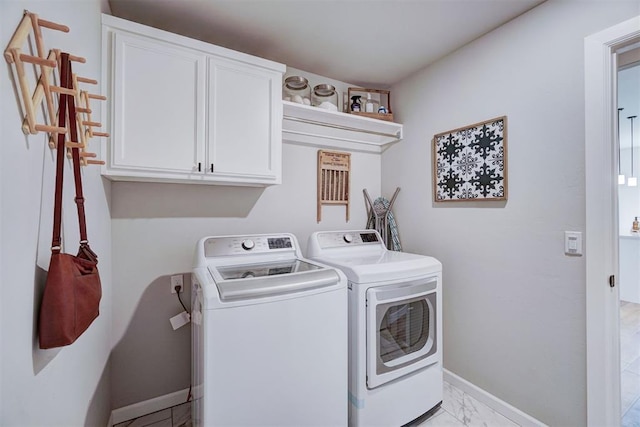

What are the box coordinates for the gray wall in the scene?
[0,0,113,425]
[111,275,192,409]
[384,1,640,425]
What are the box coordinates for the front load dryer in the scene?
[308,230,442,427]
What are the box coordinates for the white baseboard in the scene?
[111,388,190,425]
[444,369,547,427]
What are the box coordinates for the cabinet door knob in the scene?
[210,163,214,173]
[198,162,202,172]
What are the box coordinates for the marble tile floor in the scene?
[114,381,521,427]
[418,381,519,427]
[621,300,640,426]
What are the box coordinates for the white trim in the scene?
[282,100,403,153]
[585,15,640,427]
[111,388,190,425]
[444,369,546,427]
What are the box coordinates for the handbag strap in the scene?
[51,53,94,258]
[51,54,70,253]
[66,58,90,246]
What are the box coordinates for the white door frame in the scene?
[585,15,640,427]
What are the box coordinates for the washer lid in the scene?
[208,260,340,301]
[216,259,320,280]
[313,250,441,283]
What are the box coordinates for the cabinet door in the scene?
[207,57,282,184]
[110,32,206,178]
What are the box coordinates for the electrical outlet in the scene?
[170,274,184,293]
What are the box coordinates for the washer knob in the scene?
[241,239,255,250]
[343,233,353,243]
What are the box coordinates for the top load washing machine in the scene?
[307,230,442,427]
[191,233,348,426]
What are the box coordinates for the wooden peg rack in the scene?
[4,11,108,166]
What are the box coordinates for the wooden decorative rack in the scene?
[317,150,351,222]
[4,11,108,166]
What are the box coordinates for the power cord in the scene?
[175,285,189,314]
[174,283,192,404]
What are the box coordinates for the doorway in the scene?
[585,15,640,427]
[618,49,640,423]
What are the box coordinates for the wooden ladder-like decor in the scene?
[4,11,108,165]
[317,150,351,223]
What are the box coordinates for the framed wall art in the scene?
[432,116,507,202]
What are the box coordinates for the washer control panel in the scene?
[204,235,294,257]
[315,231,381,249]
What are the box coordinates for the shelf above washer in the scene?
[282,101,403,153]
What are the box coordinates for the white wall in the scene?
[1,1,112,425]
[619,146,640,234]
[620,236,640,303]
[385,1,640,425]
[109,141,381,407]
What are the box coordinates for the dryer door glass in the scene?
[379,299,429,363]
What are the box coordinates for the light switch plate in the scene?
[564,231,583,256]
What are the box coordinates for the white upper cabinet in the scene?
[207,57,281,181]
[110,32,206,176]
[102,14,284,186]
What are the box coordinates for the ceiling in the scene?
[108,0,546,88]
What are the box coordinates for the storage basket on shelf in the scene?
[347,87,394,122]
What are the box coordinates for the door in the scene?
[207,56,282,184]
[110,32,206,175]
[366,277,438,389]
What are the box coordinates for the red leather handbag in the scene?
[38,53,101,349]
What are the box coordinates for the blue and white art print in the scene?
[433,116,508,202]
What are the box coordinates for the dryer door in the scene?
[366,277,438,389]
